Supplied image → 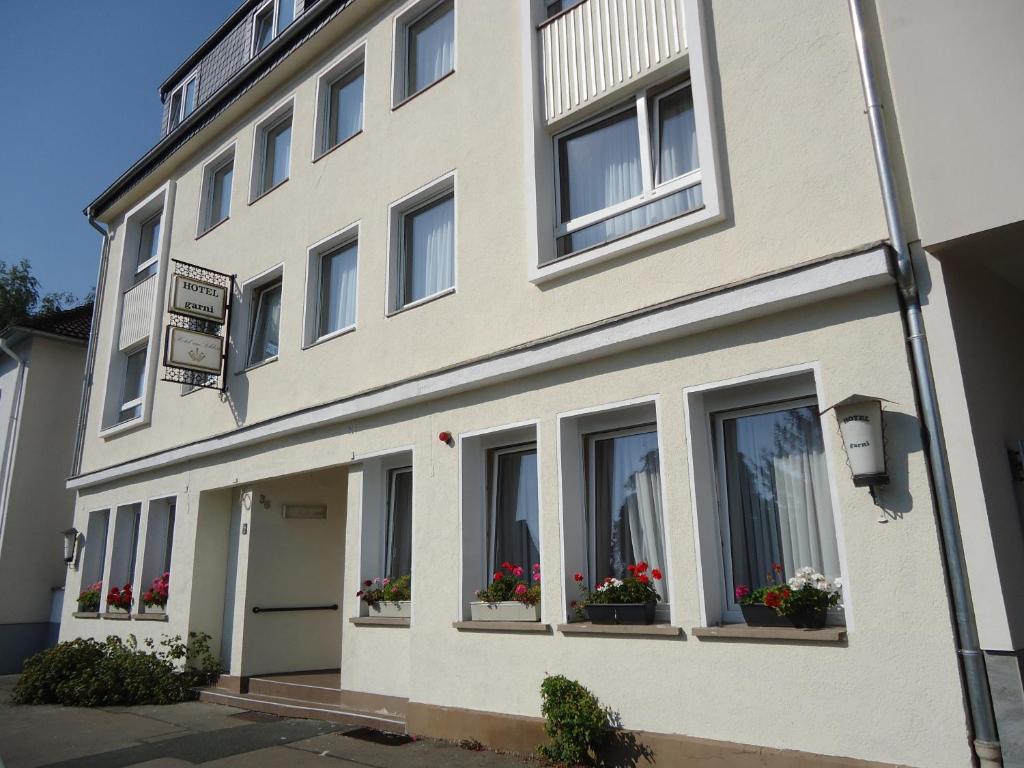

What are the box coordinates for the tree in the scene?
[0,259,89,330]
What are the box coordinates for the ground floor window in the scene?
[385,467,413,578]
[489,445,540,582]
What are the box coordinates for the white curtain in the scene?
[405,194,454,303]
[409,2,454,94]
[492,450,540,581]
[330,69,364,146]
[593,430,667,597]
[658,87,698,182]
[320,243,358,335]
[723,406,840,592]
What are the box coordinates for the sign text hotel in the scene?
[170,275,228,323]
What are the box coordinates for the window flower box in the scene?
[572,562,664,625]
[472,562,541,622]
[358,574,411,618]
[77,581,102,613]
[142,572,169,615]
[584,602,656,625]
[369,601,412,618]
[106,583,133,614]
[736,565,841,629]
[470,601,541,622]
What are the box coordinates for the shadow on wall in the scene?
[862,409,918,522]
[222,281,249,428]
[598,710,656,767]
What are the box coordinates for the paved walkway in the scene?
[0,676,535,768]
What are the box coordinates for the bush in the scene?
[538,675,610,766]
[13,632,221,707]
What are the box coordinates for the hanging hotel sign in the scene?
[161,260,235,392]
[170,275,228,323]
[164,327,224,374]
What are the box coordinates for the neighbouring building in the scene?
[60,1,1023,766]
[0,303,92,672]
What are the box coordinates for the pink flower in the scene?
[512,566,523,577]
[514,584,527,596]
[383,578,390,586]
[734,584,750,600]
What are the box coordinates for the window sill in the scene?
[135,613,169,622]
[691,625,847,643]
[101,612,132,621]
[386,286,455,318]
[312,130,363,164]
[453,621,551,633]
[196,216,230,241]
[392,70,455,111]
[304,325,356,350]
[99,416,148,440]
[73,611,99,619]
[248,178,289,206]
[349,617,410,627]
[237,355,279,375]
[556,622,682,637]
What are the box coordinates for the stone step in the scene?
[248,676,343,706]
[198,688,407,732]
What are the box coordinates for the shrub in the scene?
[476,562,541,606]
[12,632,221,707]
[357,574,411,606]
[538,675,609,766]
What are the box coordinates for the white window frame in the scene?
[118,344,148,423]
[250,0,276,57]
[249,97,295,202]
[384,465,414,577]
[303,221,359,347]
[197,142,236,236]
[683,365,853,629]
[134,210,162,280]
[391,0,456,107]
[487,442,540,575]
[385,171,457,315]
[166,71,199,133]
[312,42,367,160]
[239,263,285,371]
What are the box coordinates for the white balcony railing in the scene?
[118,274,156,351]
[540,0,688,123]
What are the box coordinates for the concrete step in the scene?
[248,676,343,706]
[198,688,407,732]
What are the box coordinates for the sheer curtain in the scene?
[319,243,357,335]
[560,111,642,223]
[492,450,540,582]
[592,430,667,597]
[409,1,454,94]
[658,87,698,182]
[405,194,454,304]
[387,469,413,577]
[722,405,840,594]
[329,69,364,147]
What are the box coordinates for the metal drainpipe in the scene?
[847,1,1002,765]
[73,215,111,477]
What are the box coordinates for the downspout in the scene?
[0,337,27,555]
[73,215,111,477]
[848,2,1002,765]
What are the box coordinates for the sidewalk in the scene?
[0,676,535,768]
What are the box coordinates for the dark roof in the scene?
[6,303,94,342]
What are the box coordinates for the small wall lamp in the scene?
[61,527,78,566]
[822,394,890,488]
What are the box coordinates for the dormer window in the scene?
[251,0,296,57]
[167,73,198,133]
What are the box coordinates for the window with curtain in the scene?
[247,280,282,366]
[554,80,702,258]
[253,2,274,54]
[385,467,413,578]
[203,157,233,232]
[586,426,667,597]
[489,446,540,582]
[406,0,454,97]
[318,241,358,338]
[400,191,454,307]
[260,115,292,195]
[325,65,364,152]
[119,348,147,422]
[715,399,840,617]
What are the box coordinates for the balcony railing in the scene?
[540,0,687,123]
[118,274,156,351]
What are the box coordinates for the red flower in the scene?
[501,562,512,570]
[772,563,783,574]
[652,569,663,581]
[635,561,648,574]
[573,572,584,582]
[637,574,650,584]
[363,579,372,587]
[764,591,782,609]
[493,572,503,582]
[626,564,636,572]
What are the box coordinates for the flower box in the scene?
[585,602,656,625]
[107,605,130,615]
[144,606,167,616]
[740,603,791,628]
[369,601,411,618]
[470,601,541,622]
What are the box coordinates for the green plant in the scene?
[538,675,610,766]
[735,564,842,615]
[77,582,102,612]
[476,562,541,606]
[572,562,662,619]
[357,574,411,605]
[12,632,221,707]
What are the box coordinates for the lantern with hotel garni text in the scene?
[822,395,891,488]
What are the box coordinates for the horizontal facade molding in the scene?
[68,245,892,490]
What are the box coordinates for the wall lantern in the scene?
[61,527,78,566]
[822,395,890,488]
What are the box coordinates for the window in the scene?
[276,0,294,34]
[119,347,147,423]
[316,240,358,339]
[385,467,413,578]
[135,211,161,283]
[140,499,175,613]
[545,0,585,18]
[316,57,364,157]
[80,509,110,600]
[553,80,702,258]
[252,0,295,56]
[713,398,840,619]
[247,279,282,366]
[166,73,198,133]
[199,151,234,233]
[489,445,540,580]
[395,0,454,103]
[107,504,141,604]
[585,425,667,597]
[253,110,292,198]
[391,182,455,311]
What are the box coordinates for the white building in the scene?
[61,1,1024,766]
[0,304,91,672]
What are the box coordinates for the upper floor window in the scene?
[317,241,358,340]
[252,0,296,56]
[394,186,454,310]
[167,73,198,132]
[119,346,147,423]
[247,279,282,367]
[394,0,454,104]
[251,105,293,200]
[135,212,161,283]
[314,47,365,159]
[199,148,235,234]
[553,79,702,258]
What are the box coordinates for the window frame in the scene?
[251,0,276,56]
[197,143,236,236]
[304,222,360,346]
[246,277,283,369]
[118,345,148,423]
[249,98,295,203]
[312,43,366,160]
[384,466,414,578]
[391,0,456,107]
[135,211,162,279]
[551,79,702,248]
[486,442,540,578]
[166,70,199,133]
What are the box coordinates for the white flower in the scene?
[796,566,815,577]
[811,572,825,583]
[788,577,807,590]
[833,577,842,588]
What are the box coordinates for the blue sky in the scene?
[0,1,241,301]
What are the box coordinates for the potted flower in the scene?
[573,562,663,625]
[736,564,842,629]
[471,562,541,621]
[142,572,169,615]
[106,583,133,614]
[358,574,411,618]
[77,581,102,613]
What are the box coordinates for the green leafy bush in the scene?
[13,632,221,707]
[538,675,610,766]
